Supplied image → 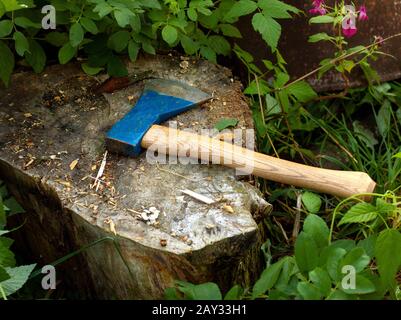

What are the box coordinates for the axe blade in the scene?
[106,78,212,156]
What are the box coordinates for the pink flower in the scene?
[342,17,358,38]
[359,5,368,21]
[310,0,326,15]
[343,26,357,38]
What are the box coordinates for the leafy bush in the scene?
[0,181,35,300]
[167,197,401,300]
[0,0,299,86]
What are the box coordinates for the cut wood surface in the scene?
[0,54,271,299]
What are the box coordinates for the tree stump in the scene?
[0,54,271,299]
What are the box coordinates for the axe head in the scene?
[105,78,211,156]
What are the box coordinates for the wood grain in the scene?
[142,125,377,198]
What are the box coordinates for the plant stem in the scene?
[277,33,401,92]
[0,284,7,300]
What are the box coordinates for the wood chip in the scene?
[24,158,35,169]
[180,189,215,205]
[104,218,117,235]
[55,180,71,187]
[92,151,107,191]
[223,205,234,214]
[69,159,79,170]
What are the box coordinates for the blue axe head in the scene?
[105,78,212,156]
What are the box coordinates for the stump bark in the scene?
[0,54,271,299]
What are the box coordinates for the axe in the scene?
[105,78,376,198]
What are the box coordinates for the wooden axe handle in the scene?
[142,125,376,198]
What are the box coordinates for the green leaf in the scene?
[108,31,130,52]
[301,192,322,214]
[297,282,321,300]
[309,15,335,24]
[375,229,401,288]
[234,44,253,63]
[129,14,141,32]
[324,247,347,281]
[0,2,4,18]
[192,282,222,300]
[0,238,15,267]
[214,118,239,131]
[208,35,231,56]
[338,203,378,226]
[0,264,36,297]
[181,35,199,55]
[253,258,285,298]
[357,235,377,258]
[81,63,103,76]
[341,275,376,295]
[114,9,131,28]
[80,17,98,35]
[376,100,391,137]
[93,2,113,17]
[295,232,319,273]
[224,0,257,21]
[3,197,24,214]
[252,12,281,51]
[0,194,5,228]
[265,94,280,115]
[200,46,216,63]
[1,0,33,12]
[69,22,84,47]
[258,0,300,19]
[13,31,29,56]
[107,55,128,77]
[139,0,161,9]
[340,247,370,273]
[0,40,14,86]
[288,81,317,103]
[128,40,140,61]
[0,266,10,282]
[352,120,378,149]
[187,7,197,21]
[274,72,289,88]
[25,40,46,73]
[58,43,77,64]
[375,198,396,217]
[164,287,181,300]
[309,267,331,297]
[14,16,40,28]
[224,285,243,300]
[360,61,380,85]
[220,24,242,38]
[162,25,178,45]
[141,40,155,55]
[308,32,332,43]
[0,20,13,37]
[341,60,355,73]
[303,214,329,249]
[327,290,356,300]
[393,152,401,160]
[45,32,68,47]
[244,79,270,95]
